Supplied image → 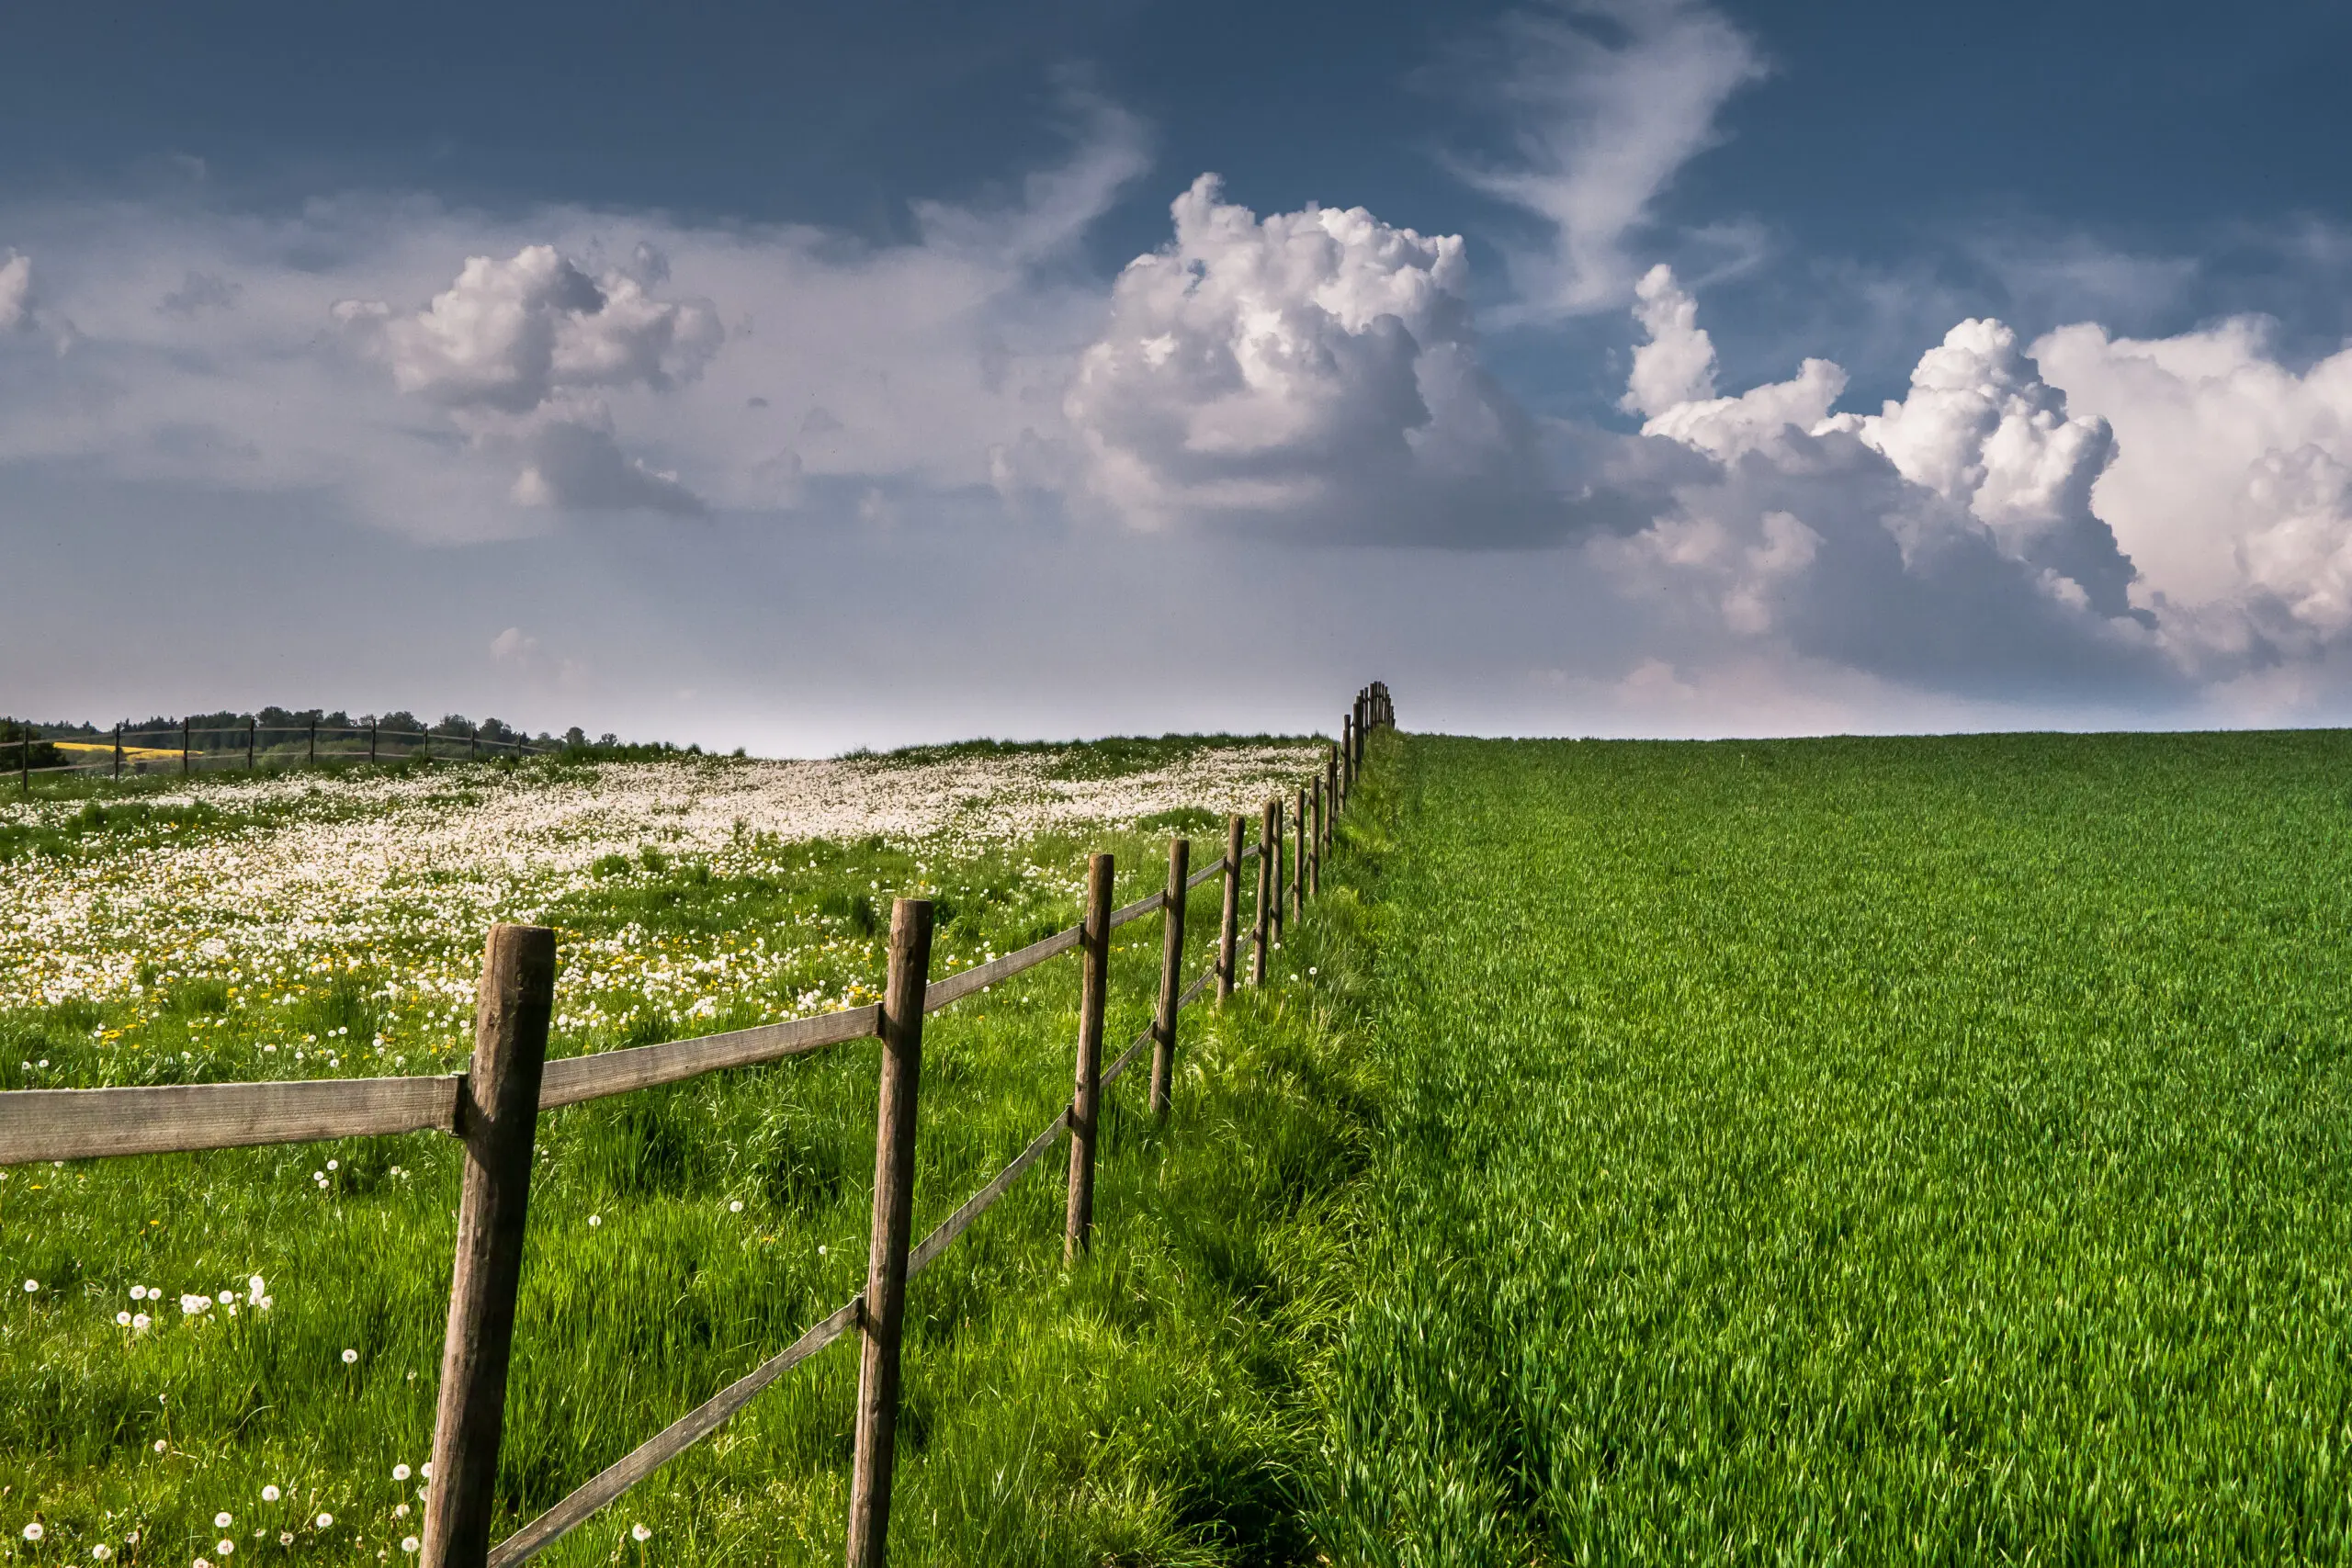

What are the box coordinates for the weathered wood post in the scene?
[1216,814,1243,1004]
[1327,746,1340,837]
[1310,777,1322,898]
[309,716,317,768]
[422,923,556,1568]
[181,717,190,776]
[247,716,256,772]
[1269,796,1285,949]
[17,728,26,798]
[1294,786,1307,919]
[1251,800,1274,986]
[112,724,122,780]
[843,897,933,1568]
[370,718,379,765]
[1341,715,1354,794]
[1150,838,1188,1119]
[1065,853,1114,1261]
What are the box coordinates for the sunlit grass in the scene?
[1311,728,2352,1563]
[1,746,1373,1565]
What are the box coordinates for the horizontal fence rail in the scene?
[0,682,1395,1568]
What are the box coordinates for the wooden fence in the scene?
[0,682,1395,1567]
[10,716,556,794]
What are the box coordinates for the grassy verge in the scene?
[1309,728,2352,1563]
[2,749,1382,1565]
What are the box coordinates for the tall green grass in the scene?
[2,778,1381,1564]
[1311,729,2352,1563]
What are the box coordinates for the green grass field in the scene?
[0,743,1373,1567]
[1314,729,2352,1563]
[14,726,2352,1564]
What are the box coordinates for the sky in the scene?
[6,0,2352,752]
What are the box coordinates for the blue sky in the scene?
[6,0,2352,749]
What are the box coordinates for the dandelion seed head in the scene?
[261,1486,280,1503]
[24,1523,45,1541]
[215,1513,232,1528]
[341,1348,358,1364]
[316,1513,334,1529]
[392,1464,411,1481]
[632,1524,651,1542]
[22,1279,37,1292]
[401,1539,419,1555]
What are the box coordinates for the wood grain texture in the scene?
[1150,838,1188,1118]
[424,925,556,1568]
[845,900,933,1568]
[486,1296,862,1568]
[1217,814,1244,1003]
[537,1007,879,1109]
[0,1075,461,1166]
[1186,854,1227,892]
[922,923,1081,1011]
[1065,853,1114,1262]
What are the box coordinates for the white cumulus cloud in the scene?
[0,252,28,333]
[1057,175,1561,542]
[2034,317,2352,658]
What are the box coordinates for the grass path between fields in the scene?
[1306,728,2352,1565]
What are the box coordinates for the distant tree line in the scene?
[10,709,627,753]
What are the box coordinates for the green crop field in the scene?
[13,725,2352,1565]
[1314,729,2352,1563]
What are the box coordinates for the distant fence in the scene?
[0,683,1396,1568]
[10,716,557,793]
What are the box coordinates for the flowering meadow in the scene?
[1,738,1382,1565]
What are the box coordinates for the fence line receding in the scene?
[0,682,1395,1568]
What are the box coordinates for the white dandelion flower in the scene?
[278,1535,293,1548]
[130,1285,148,1301]
[392,1464,411,1482]
[316,1513,334,1529]
[22,1279,37,1292]
[118,1311,133,1326]
[92,1545,114,1560]
[261,1486,280,1503]
[132,1314,151,1330]
[401,1539,419,1555]
[728,1201,742,1213]
[23,1522,45,1540]
[217,1540,234,1555]
[341,1348,358,1364]
[153,1439,168,1452]
[631,1523,651,1542]
[215,1513,232,1528]
[588,1214,601,1227]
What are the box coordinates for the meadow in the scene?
[0,739,1379,1566]
[19,722,2352,1565]
[1312,729,2352,1563]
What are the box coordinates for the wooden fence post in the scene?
[1327,746,1339,836]
[1150,839,1188,1120]
[1310,777,1322,898]
[421,924,556,1568]
[310,717,318,768]
[17,729,26,798]
[113,724,122,780]
[1216,815,1243,1004]
[1294,787,1307,919]
[370,718,379,765]
[181,717,190,776]
[1066,853,1114,1260]
[247,716,255,772]
[1341,715,1354,794]
[1269,796,1284,949]
[843,897,934,1568]
[1251,800,1273,987]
